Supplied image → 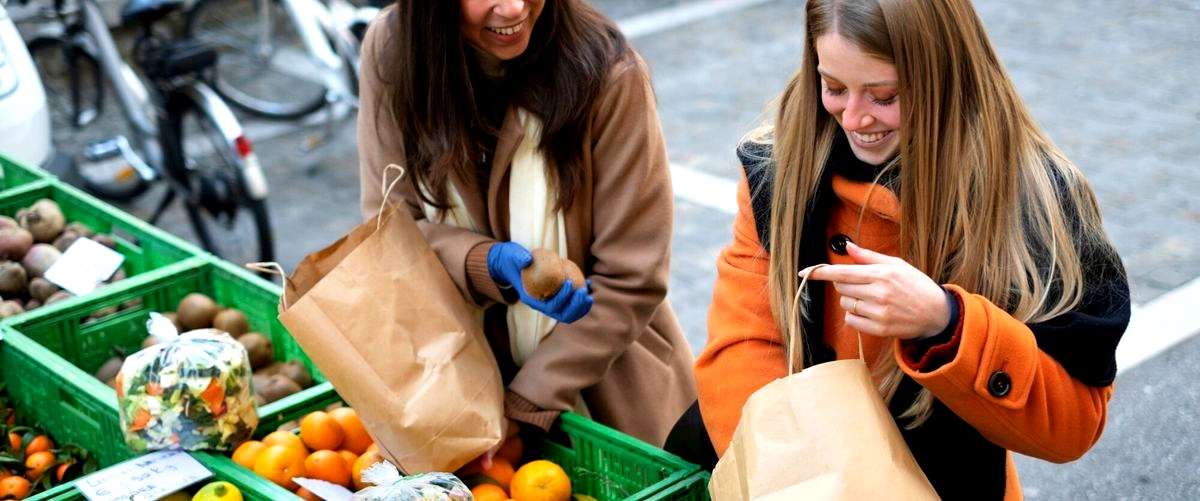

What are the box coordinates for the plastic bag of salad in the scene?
[116,313,258,452]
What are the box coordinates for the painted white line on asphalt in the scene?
[618,0,779,39]
[670,164,739,214]
[1117,276,1200,373]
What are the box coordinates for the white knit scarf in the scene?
[419,109,566,367]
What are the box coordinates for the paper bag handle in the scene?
[789,265,865,375]
[245,262,292,309]
[377,164,407,232]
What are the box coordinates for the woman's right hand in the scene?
[487,242,594,323]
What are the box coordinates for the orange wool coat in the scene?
[696,156,1128,499]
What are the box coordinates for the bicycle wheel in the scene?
[28,36,150,200]
[185,0,328,119]
[171,105,275,265]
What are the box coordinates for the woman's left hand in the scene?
[805,242,950,340]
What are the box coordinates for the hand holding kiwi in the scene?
[521,248,586,300]
[489,242,595,323]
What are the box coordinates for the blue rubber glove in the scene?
[487,241,594,323]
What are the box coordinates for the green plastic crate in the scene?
[0,180,203,324]
[30,452,297,501]
[530,412,700,500]
[226,406,700,500]
[2,257,339,468]
[0,152,53,195]
[645,471,710,501]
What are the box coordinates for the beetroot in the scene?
[17,199,66,243]
[0,261,28,297]
[0,227,33,260]
[21,244,61,278]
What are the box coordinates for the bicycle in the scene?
[183,0,378,120]
[21,0,275,265]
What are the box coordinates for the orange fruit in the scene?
[337,450,359,468]
[0,476,31,499]
[55,461,74,483]
[365,443,378,454]
[262,430,307,456]
[232,440,267,469]
[303,450,351,487]
[6,432,19,452]
[510,460,571,501]
[25,435,53,456]
[471,484,509,501]
[299,411,344,451]
[351,449,384,490]
[295,487,320,500]
[253,444,307,490]
[483,458,515,489]
[328,408,372,454]
[24,451,55,481]
[497,436,523,464]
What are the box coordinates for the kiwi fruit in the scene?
[176,293,219,330]
[212,309,250,337]
[275,361,313,389]
[255,374,302,404]
[237,332,274,369]
[95,356,124,382]
[521,248,586,300]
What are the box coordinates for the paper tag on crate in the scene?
[75,449,212,501]
[44,237,125,296]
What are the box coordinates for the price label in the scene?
[76,450,212,501]
[44,237,125,296]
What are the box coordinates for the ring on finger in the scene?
[852,297,861,316]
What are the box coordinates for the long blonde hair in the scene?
[759,0,1119,426]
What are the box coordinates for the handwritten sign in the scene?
[76,450,212,501]
[44,237,125,296]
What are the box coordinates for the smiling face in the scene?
[815,32,902,166]
[460,0,545,62]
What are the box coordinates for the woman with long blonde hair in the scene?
[689,0,1130,498]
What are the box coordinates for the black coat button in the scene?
[830,234,852,255]
[987,370,1012,398]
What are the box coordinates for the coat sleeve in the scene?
[693,173,787,456]
[506,54,677,416]
[356,14,504,305]
[896,277,1130,463]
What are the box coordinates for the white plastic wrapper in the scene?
[353,463,471,501]
[116,313,258,452]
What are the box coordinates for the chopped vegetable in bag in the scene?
[117,315,258,452]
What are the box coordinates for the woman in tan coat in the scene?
[356,0,696,458]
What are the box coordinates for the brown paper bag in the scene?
[709,266,939,500]
[260,173,504,474]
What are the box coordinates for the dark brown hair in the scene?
[379,1,628,211]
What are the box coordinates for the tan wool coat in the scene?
[355,16,696,447]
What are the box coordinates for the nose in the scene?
[841,93,876,131]
[494,0,525,18]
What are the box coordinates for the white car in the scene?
[0,2,51,167]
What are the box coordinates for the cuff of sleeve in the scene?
[899,287,964,372]
[466,242,507,305]
[895,284,1039,411]
[504,391,560,432]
